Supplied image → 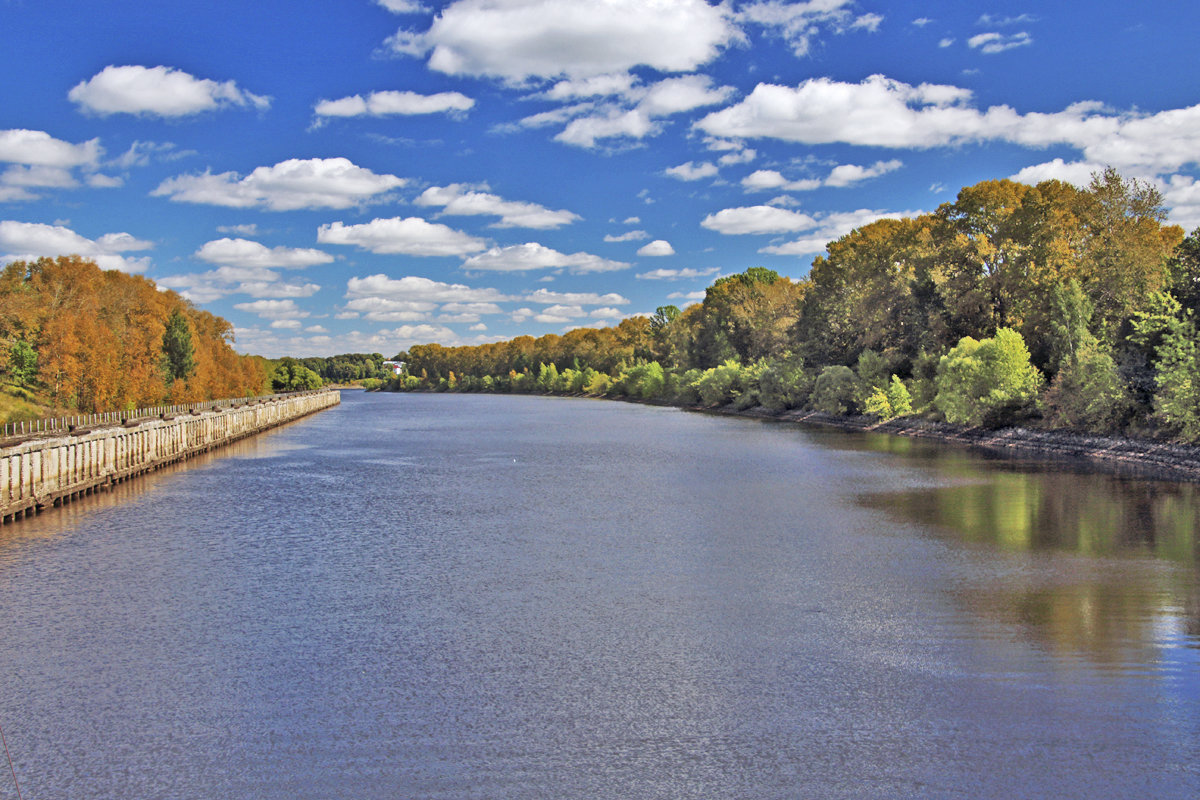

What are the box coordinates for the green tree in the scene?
[8,339,37,385]
[810,365,859,415]
[271,358,322,392]
[161,308,196,385]
[934,328,1043,426]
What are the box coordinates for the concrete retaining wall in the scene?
[0,389,340,524]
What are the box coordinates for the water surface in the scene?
[0,391,1197,799]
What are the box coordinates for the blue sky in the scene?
[3,0,1199,358]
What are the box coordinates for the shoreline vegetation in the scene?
[382,171,1200,482]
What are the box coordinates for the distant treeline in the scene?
[0,255,269,417]
[389,170,1200,443]
[264,353,392,394]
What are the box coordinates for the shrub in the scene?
[810,365,858,415]
[935,328,1043,426]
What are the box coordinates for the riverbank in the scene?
[707,404,1200,481]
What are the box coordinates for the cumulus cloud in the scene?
[377,0,428,12]
[153,158,405,211]
[968,31,1032,54]
[195,237,333,269]
[636,267,719,280]
[758,208,926,256]
[604,229,648,242]
[69,65,269,117]
[665,161,719,181]
[636,239,675,256]
[543,74,637,101]
[233,299,309,320]
[824,159,904,187]
[555,75,734,148]
[524,288,629,305]
[0,129,106,201]
[696,74,1200,176]
[741,169,822,192]
[314,90,474,118]
[346,274,510,305]
[415,183,579,228]
[700,205,817,235]
[318,217,486,256]
[388,0,740,81]
[0,129,101,168]
[0,220,152,272]
[158,257,325,303]
[462,242,628,273]
[1008,158,1105,188]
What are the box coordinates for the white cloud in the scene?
[977,14,1037,26]
[824,159,903,187]
[217,223,259,236]
[543,74,636,100]
[0,220,151,272]
[415,183,579,228]
[462,242,628,273]
[555,75,734,148]
[718,148,756,166]
[851,13,884,32]
[318,217,486,256]
[377,0,428,13]
[741,169,821,192]
[604,229,648,242]
[195,237,333,269]
[157,266,322,304]
[233,299,309,320]
[524,288,629,305]
[759,208,925,256]
[69,65,269,117]
[696,74,1200,176]
[314,90,474,117]
[737,0,869,57]
[345,274,510,305]
[701,205,817,235]
[967,31,1032,54]
[665,161,719,181]
[938,37,954,48]
[0,129,101,168]
[390,0,740,81]
[1008,158,1105,188]
[271,319,303,330]
[112,140,192,170]
[667,290,705,302]
[1162,175,1200,231]
[637,239,675,256]
[636,267,719,280]
[153,157,405,211]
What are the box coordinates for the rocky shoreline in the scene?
[702,405,1200,482]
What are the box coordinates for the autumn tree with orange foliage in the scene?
[0,255,268,413]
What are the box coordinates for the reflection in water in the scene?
[851,431,1200,681]
[861,471,1200,563]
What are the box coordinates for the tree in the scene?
[161,308,196,385]
[8,339,37,385]
[271,358,322,392]
[934,328,1043,426]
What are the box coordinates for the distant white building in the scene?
[382,360,405,375]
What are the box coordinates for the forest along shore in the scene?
[717,404,1200,481]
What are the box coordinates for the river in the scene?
[0,390,1197,799]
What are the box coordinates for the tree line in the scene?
[0,255,270,418]
[390,169,1200,442]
